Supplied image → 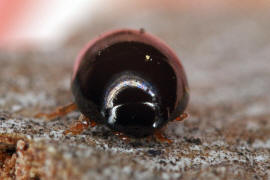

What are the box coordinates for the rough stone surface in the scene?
[0,10,270,179]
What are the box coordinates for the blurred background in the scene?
[1,0,270,104]
[0,0,270,109]
[1,0,269,50]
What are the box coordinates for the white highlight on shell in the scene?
[105,79,155,109]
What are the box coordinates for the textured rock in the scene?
[0,10,270,179]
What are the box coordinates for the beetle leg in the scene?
[35,102,77,120]
[154,131,172,144]
[113,132,130,142]
[174,112,188,122]
[64,114,96,135]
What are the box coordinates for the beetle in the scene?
[36,29,189,143]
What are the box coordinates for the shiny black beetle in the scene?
[36,29,189,141]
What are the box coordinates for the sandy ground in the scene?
[0,9,270,179]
